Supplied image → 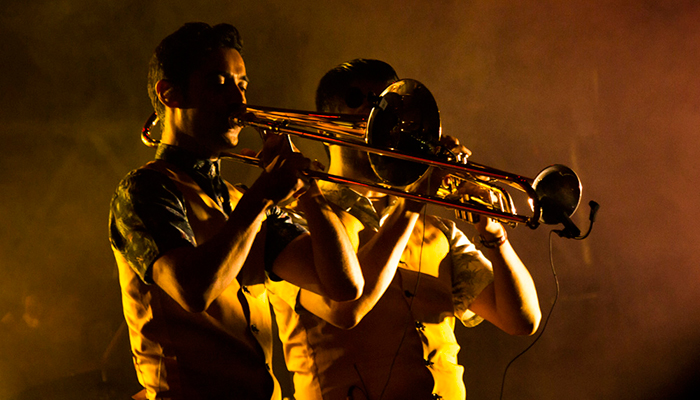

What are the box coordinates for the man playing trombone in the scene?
[267,59,542,399]
[109,23,364,400]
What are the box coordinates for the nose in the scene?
[229,85,246,105]
[238,86,246,104]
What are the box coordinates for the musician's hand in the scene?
[415,134,473,198]
[256,130,300,166]
[252,132,311,204]
[405,134,470,200]
[439,134,471,164]
[475,216,506,240]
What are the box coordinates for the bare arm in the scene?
[440,134,541,335]
[152,153,307,312]
[297,197,423,329]
[468,219,542,335]
[153,128,365,312]
[270,180,364,302]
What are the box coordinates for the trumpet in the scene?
[142,79,582,230]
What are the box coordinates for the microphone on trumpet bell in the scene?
[548,199,600,240]
[540,196,581,238]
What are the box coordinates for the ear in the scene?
[155,79,184,108]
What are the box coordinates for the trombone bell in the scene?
[367,79,441,186]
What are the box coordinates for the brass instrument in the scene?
[142,79,583,230]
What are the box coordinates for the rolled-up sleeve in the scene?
[436,218,494,327]
[263,206,308,279]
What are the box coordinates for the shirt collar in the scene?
[319,181,397,231]
[155,144,220,178]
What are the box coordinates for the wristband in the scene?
[479,231,507,249]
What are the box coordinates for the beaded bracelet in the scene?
[479,231,508,249]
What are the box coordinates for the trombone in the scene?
[142,79,582,230]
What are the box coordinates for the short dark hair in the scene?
[147,22,243,118]
[315,59,398,112]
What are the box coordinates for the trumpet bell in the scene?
[532,164,582,225]
[366,79,442,187]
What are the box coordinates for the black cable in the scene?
[498,200,599,398]
[499,229,560,400]
[347,368,370,400]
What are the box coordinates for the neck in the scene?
[165,136,219,160]
[327,163,389,213]
[161,119,219,160]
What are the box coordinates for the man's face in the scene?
[327,79,392,181]
[179,47,248,153]
[336,79,390,115]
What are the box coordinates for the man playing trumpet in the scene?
[267,59,542,400]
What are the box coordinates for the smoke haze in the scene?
[1,1,699,399]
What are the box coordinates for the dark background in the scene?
[1,1,699,399]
